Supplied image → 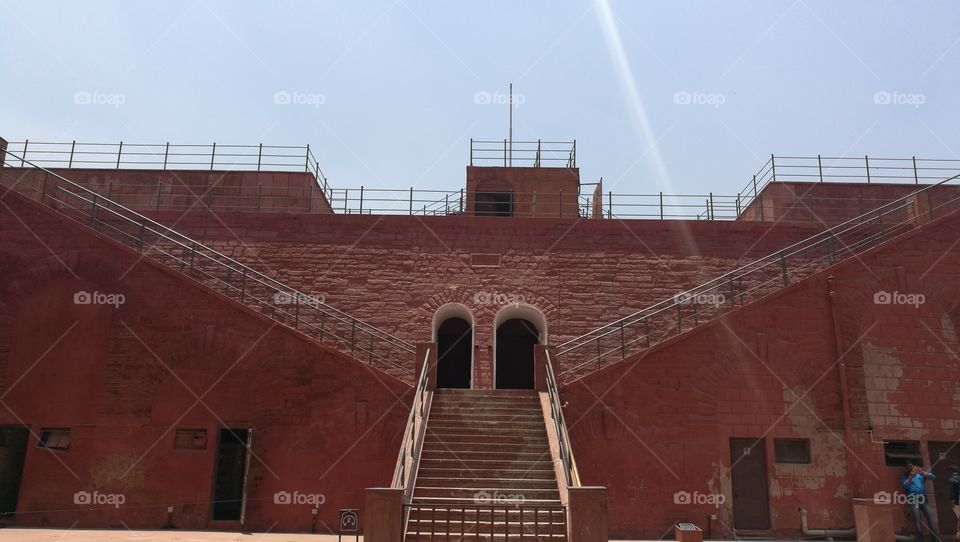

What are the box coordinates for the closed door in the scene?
[730,437,771,530]
[928,442,960,536]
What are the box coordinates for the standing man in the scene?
[949,465,960,541]
[902,462,939,542]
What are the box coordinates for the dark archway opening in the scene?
[437,317,472,388]
[475,192,513,216]
[495,318,539,389]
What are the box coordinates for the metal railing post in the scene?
[913,156,919,184]
[257,143,263,171]
[709,192,714,220]
[752,175,758,198]
[210,142,216,170]
[608,191,613,219]
[469,138,473,166]
[780,254,788,286]
[503,139,507,167]
[770,155,776,182]
[305,144,310,172]
[116,141,123,169]
[69,140,76,168]
[659,192,664,220]
[409,187,413,215]
[865,155,871,183]
[818,154,823,182]
[359,186,364,214]
[163,142,169,169]
[20,140,27,167]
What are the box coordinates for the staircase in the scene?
[0,154,416,382]
[406,389,566,541]
[555,173,960,383]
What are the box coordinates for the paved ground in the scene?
[0,529,349,541]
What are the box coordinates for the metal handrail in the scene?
[3,140,332,202]
[544,349,580,488]
[393,351,432,538]
[0,152,416,378]
[556,172,960,379]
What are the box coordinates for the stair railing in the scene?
[545,348,581,489]
[0,153,416,378]
[392,349,432,499]
[556,172,960,380]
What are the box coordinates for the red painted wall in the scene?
[0,191,406,532]
[2,167,333,215]
[562,207,960,538]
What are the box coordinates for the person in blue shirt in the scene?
[950,465,960,541]
[902,462,939,542]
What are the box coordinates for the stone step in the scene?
[418,458,553,471]
[420,449,551,462]
[414,486,561,500]
[417,467,555,479]
[427,421,546,432]
[425,433,548,444]
[430,406,544,416]
[405,533,566,542]
[415,477,559,490]
[429,413,544,423]
[422,441,549,454]
[410,496,562,507]
[407,517,566,536]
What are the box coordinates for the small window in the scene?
[884,441,922,467]
[774,438,811,464]
[475,192,513,217]
[174,429,208,451]
[37,428,71,451]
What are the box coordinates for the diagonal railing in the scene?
[392,352,432,535]
[544,349,580,489]
[0,153,416,380]
[555,172,960,382]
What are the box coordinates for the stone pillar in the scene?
[534,344,553,391]
[415,343,437,390]
[567,486,608,542]
[364,487,403,542]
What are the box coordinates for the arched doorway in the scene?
[495,318,540,389]
[432,304,475,389]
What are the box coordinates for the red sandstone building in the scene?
[0,137,959,541]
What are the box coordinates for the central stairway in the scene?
[405,389,566,541]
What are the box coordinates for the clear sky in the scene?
[1,0,957,196]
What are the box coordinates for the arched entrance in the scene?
[436,317,473,388]
[493,306,546,389]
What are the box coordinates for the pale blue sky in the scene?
[1,0,957,195]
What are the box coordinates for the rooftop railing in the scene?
[470,139,576,168]
[2,140,332,201]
